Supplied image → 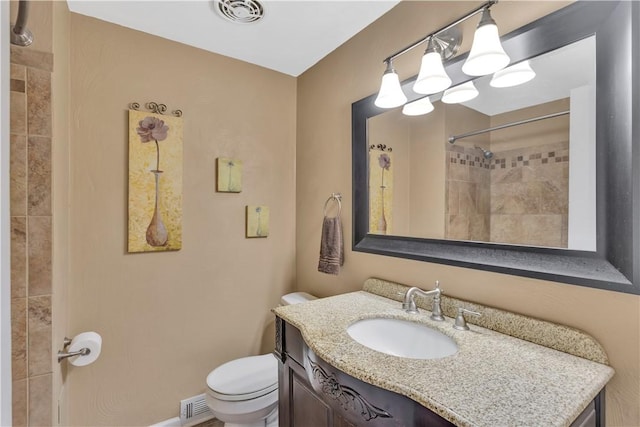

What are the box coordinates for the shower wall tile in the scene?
[11,217,27,299]
[521,215,564,247]
[10,91,27,135]
[11,44,54,426]
[27,216,52,297]
[28,296,52,376]
[11,63,26,80]
[457,182,477,215]
[11,297,27,380]
[447,181,459,215]
[10,46,53,72]
[447,215,469,241]
[11,134,27,216]
[469,214,490,241]
[27,136,52,216]
[29,374,52,427]
[11,78,26,93]
[26,68,52,137]
[12,378,28,427]
[490,215,522,244]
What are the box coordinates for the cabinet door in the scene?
[291,367,332,427]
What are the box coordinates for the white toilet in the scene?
[205,292,317,427]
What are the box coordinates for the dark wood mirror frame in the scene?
[352,1,639,294]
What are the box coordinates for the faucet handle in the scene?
[453,307,481,331]
[429,281,444,322]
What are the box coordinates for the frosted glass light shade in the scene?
[442,81,479,104]
[402,97,434,116]
[462,11,510,76]
[413,50,452,95]
[490,60,536,88]
[375,68,407,108]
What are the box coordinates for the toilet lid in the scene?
[207,354,278,400]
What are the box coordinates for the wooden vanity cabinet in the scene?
[275,317,457,427]
[275,317,605,427]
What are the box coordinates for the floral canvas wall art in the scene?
[217,157,243,192]
[246,205,269,238]
[369,150,393,235]
[128,110,183,252]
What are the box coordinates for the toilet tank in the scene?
[280,292,317,306]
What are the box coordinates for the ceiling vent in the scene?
[216,0,265,24]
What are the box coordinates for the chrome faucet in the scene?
[402,281,444,321]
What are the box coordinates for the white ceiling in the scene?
[67,0,400,77]
[459,36,596,116]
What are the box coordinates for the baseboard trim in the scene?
[150,415,216,427]
[150,416,181,427]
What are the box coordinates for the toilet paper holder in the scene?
[57,337,91,363]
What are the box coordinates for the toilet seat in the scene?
[207,354,278,402]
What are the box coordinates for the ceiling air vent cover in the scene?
[216,0,265,24]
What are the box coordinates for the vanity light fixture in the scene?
[402,97,434,116]
[461,8,510,76]
[375,0,505,109]
[413,38,452,95]
[374,60,407,108]
[490,60,536,88]
[441,81,479,104]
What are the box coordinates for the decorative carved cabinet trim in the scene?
[306,356,392,422]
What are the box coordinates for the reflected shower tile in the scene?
[490,215,522,244]
[447,181,459,215]
[447,215,469,240]
[458,182,477,215]
[522,215,563,247]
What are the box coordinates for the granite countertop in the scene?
[273,290,614,427]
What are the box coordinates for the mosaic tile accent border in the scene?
[448,151,492,170]
[491,149,569,170]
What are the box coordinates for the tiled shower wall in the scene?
[490,142,569,247]
[446,145,491,241]
[10,45,53,426]
[445,141,569,247]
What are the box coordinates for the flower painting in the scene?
[369,150,393,234]
[217,157,243,193]
[128,109,183,252]
[246,205,269,238]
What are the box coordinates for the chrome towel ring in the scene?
[323,193,342,217]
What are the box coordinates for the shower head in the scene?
[475,146,493,160]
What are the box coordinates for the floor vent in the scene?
[179,394,214,426]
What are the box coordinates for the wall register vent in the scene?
[179,393,214,426]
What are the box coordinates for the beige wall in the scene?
[65,14,296,426]
[296,2,639,426]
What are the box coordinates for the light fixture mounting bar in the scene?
[383,0,497,64]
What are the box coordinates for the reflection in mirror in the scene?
[368,36,596,250]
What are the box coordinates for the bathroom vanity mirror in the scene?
[368,36,595,250]
[352,1,640,294]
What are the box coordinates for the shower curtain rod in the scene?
[448,110,570,144]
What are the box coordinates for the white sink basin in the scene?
[347,318,458,360]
